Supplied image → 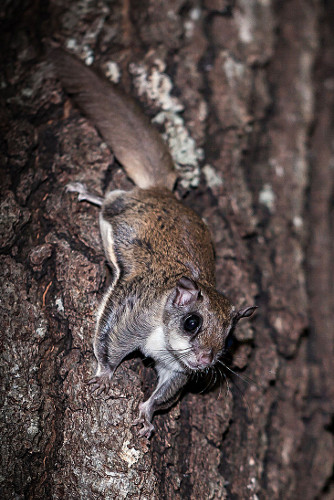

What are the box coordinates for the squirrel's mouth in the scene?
[184,358,213,371]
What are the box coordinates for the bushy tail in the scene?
[52,49,177,191]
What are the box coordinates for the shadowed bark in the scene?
[1,1,333,498]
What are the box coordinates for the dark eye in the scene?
[183,314,202,334]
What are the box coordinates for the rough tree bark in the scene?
[1,1,333,499]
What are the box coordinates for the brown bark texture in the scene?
[1,1,333,499]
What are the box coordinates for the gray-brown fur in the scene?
[54,49,256,438]
[102,187,216,285]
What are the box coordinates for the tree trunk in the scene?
[1,1,333,498]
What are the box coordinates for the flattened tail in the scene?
[51,48,178,191]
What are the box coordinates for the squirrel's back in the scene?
[102,187,216,285]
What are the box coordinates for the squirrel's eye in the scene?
[183,314,202,334]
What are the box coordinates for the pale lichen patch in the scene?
[184,19,195,38]
[202,164,224,188]
[293,216,303,229]
[153,111,201,187]
[82,45,94,65]
[128,60,202,187]
[35,317,48,338]
[120,440,141,467]
[270,158,285,177]
[259,183,275,211]
[27,420,39,437]
[64,38,93,65]
[183,4,201,38]
[190,7,201,20]
[104,61,121,83]
[223,53,246,87]
[66,38,78,51]
[235,4,254,44]
[21,87,33,97]
[129,60,183,113]
[55,297,65,314]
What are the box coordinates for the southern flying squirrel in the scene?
[53,49,257,438]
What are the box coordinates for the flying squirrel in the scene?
[52,49,257,438]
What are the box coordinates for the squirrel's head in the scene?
[162,277,257,371]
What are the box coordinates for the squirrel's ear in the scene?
[235,306,258,322]
[173,277,200,307]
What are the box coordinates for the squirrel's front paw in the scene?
[87,374,113,396]
[132,402,154,439]
[66,181,87,196]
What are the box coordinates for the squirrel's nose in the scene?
[196,350,213,366]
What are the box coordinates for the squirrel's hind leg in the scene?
[66,182,104,206]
